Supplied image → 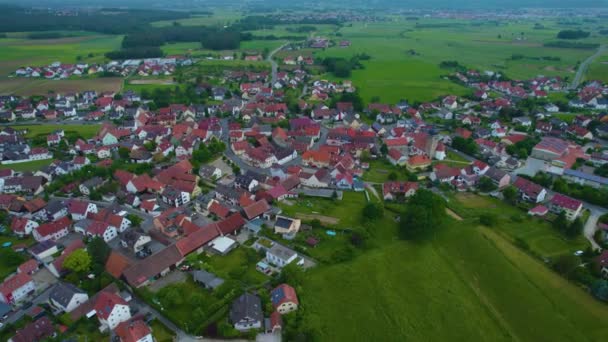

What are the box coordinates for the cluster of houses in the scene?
[13,57,192,79]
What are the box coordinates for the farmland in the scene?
[302,18,606,103]
[8,124,100,139]
[289,192,608,341]
[0,159,53,172]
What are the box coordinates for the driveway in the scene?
[584,210,602,251]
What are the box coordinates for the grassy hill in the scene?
[285,193,608,341]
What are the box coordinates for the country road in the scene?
[584,210,602,251]
[267,42,289,86]
[569,44,606,89]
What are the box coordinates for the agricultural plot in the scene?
[9,124,100,139]
[311,18,606,103]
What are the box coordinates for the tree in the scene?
[591,280,608,302]
[118,147,130,159]
[477,177,497,192]
[399,190,446,240]
[362,202,383,221]
[502,186,518,204]
[479,213,498,226]
[566,218,584,239]
[127,214,143,227]
[380,143,388,156]
[63,249,92,274]
[88,237,110,266]
[451,136,478,155]
[552,255,580,278]
[553,211,569,233]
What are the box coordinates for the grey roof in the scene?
[275,217,294,229]
[230,293,263,324]
[45,199,65,215]
[29,240,57,255]
[485,167,508,182]
[0,302,10,317]
[268,244,297,261]
[49,282,86,307]
[192,270,224,289]
[564,169,608,185]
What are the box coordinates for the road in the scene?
[583,210,602,251]
[4,285,53,325]
[569,44,607,89]
[267,43,289,86]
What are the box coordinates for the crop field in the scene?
[0,34,122,72]
[9,124,101,139]
[290,191,608,341]
[151,10,243,28]
[309,18,607,103]
[586,52,608,83]
[0,77,123,96]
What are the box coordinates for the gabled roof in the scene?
[175,223,220,256]
[115,319,151,342]
[105,251,132,279]
[243,200,271,220]
[217,212,246,235]
[94,291,128,320]
[271,283,299,308]
[0,272,33,297]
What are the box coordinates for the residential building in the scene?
[271,284,299,314]
[49,282,89,313]
[230,293,263,331]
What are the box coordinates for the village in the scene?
[0,45,608,342]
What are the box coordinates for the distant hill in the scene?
[0,0,607,10]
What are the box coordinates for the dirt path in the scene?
[446,208,463,221]
[365,183,381,201]
[296,213,339,225]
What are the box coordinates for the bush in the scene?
[514,237,530,251]
[479,213,498,227]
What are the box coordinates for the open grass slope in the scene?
[586,51,608,83]
[9,124,100,139]
[289,192,608,341]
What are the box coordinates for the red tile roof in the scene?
[94,291,128,320]
[217,212,246,235]
[176,223,220,256]
[105,251,131,279]
[0,272,33,298]
[18,259,38,274]
[551,193,582,211]
[243,200,271,220]
[115,320,151,342]
[36,217,71,238]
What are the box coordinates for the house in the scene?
[549,194,583,221]
[513,177,546,203]
[45,200,68,221]
[274,216,301,236]
[0,272,35,304]
[243,200,271,220]
[120,230,151,253]
[483,167,511,189]
[199,165,222,180]
[122,245,184,288]
[230,293,263,331]
[266,244,298,268]
[387,148,407,166]
[192,270,225,290]
[79,177,105,195]
[9,316,55,342]
[406,155,432,172]
[66,199,98,221]
[33,217,71,242]
[382,181,418,201]
[115,319,153,342]
[28,240,59,261]
[17,259,39,275]
[94,291,132,331]
[105,251,132,279]
[271,284,299,314]
[10,217,39,237]
[49,282,89,313]
[562,169,608,189]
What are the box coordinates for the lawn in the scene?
[448,193,587,258]
[586,51,608,83]
[151,319,175,342]
[0,159,53,172]
[360,159,413,183]
[9,124,101,139]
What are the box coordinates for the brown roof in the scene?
[243,200,271,220]
[175,223,220,256]
[105,251,132,279]
[123,245,183,287]
[217,212,246,235]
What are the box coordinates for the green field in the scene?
[586,51,608,82]
[0,159,53,172]
[9,124,100,139]
[281,191,608,341]
[309,18,607,103]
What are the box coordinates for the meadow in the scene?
[586,51,608,83]
[9,124,100,139]
[290,192,608,341]
[308,18,607,103]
